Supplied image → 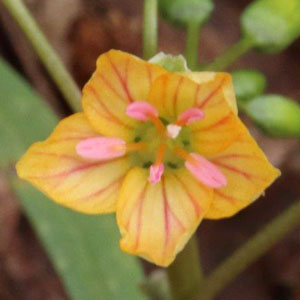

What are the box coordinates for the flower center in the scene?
[125,101,209,183]
[128,119,192,171]
[76,101,226,187]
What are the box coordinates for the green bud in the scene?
[245,94,300,137]
[232,70,266,104]
[149,52,190,72]
[159,0,214,27]
[241,0,300,53]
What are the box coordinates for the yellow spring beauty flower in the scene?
[16,50,280,267]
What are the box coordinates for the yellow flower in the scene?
[16,50,280,267]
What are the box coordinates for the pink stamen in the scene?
[148,144,166,183]
[166,124,182,139]
[148,163,164,184]
[126,101,158,121]
[76,137,126,160]
[177,108,205,125]
[185,153,227,188]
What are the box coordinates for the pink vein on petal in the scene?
[161,76,168,112]
[193,113,232,133]
[29,157,125,180]
[96,73,128,104]
[146,64,153,86]
[31,151,82,162]
[212,161,256,181]
[134,184,148,250]
[107,53,134,103]
[162,178,185,250]
[173,77,184,116]
[213,160,269,183]
[198,77,226,109]
[78,174,127,202]
[51,135,98,143]
[87,86,133,130]
[194,84,201,107]
[214,189,238,204]
[212,153,261,162]
[172,174,202,218]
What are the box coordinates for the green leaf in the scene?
[245,94,300,137]
[232,70,266,109]
[12,181,147,300]
[159,0,214,27]
[0,57,58,168]
[241,0,300,53]
[0,57,147,300]
[149,52,190,72]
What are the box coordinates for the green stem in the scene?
[2,0,81,112]
[197,200,300,300]
[203,37,254,71]
[143,0,158,60]
[167,235,204,300]
[185,21,201,70]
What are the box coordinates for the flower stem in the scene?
[143,0,158,60]
[2,0,81,112]
[196,200,300,300]
[166,235,204,300]
[185,21,201,70]
[203,36,254,71]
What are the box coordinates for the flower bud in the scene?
[149,52,189,72]
[241,0,300,53]
[232,70,266,106]
[245,94,300,137]
[159,0,214,27]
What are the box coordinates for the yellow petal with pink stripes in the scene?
[82,50,167,140]
[188,73,243,155]
[181,71,237,115]
[148,73,200,122]
[205,123,281,219]
[117,167,212,267]
[16,113,131,214]
[148,72,241,155]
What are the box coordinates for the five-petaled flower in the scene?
[16,50,280,267]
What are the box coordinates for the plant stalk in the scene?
[143,0,158,60]
[185,21,201,70]
[2,0,81,112]
[166,235,204,300]
[197,200,300,300]
[203,36,254,71]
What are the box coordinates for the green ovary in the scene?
[129,121,192,170]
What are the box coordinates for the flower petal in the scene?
[16,113,131,214]
[82,50,166,140]
[205,126,281,219]
[148,73,201,122]
[148,73,240,155]
[189,73,243,155]
[181,71,237,115]
[117,167,213,266]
